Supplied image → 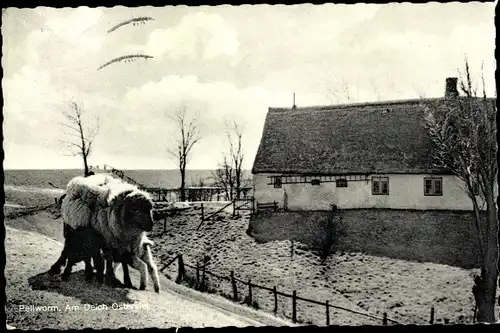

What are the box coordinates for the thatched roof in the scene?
[252,98,454,175]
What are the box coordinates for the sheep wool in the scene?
[61,174,160,293]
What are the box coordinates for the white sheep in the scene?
[58,174,160,293]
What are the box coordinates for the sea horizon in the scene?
[4,168,252,189]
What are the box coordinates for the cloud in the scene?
[117,73,341,169]
[3,61,118,158]
[118,75,269,167]
[144,12,239,60]
[40,7,104,42]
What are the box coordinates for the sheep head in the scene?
[122,191,154,232]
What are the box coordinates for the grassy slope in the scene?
[4,185,65,208]
[248,210,483,268]
[152,204,499,325]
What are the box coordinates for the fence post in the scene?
[233,200,236,217]
[273,286,278,315]
[383,312,388,325]
[176,254,185,283]
[292,290,297,323]
[230,271,238,301]
[248,279,252,305]
[201,262,206,291]
[326,300,330,326]
[163,217,167,234]
[201,203,204,221]
[430,306,435,324]
[251,197,255,214]
[196,261,200,286]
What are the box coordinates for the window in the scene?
[372,176,389,195]
[273,177,282,188]
[424,177,443,196]
[336,178,348,188]
[311,179,321,186]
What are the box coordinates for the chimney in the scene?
[292,92,297,109]
[445,77,458,99]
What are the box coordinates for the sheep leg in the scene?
[110,261,130,288]
[102,249,117,286]
[84,258,94,281]
[102,248,122,287]
[93,254,104,284]
[140,245,160,293]
[122,261,133,288]
[130,256,148,290]
[105,258,119,286]
[61,259,76,281]
[49,250,67,275]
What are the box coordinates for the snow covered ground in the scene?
[152,203,497,325]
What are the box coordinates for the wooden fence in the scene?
[196,201,234,231]
[159,253,408,326]
[257,201,278,212]
[233,197,255,216]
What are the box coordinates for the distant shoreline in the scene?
[3,169,251,189]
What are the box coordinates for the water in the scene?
[3,169,221,189]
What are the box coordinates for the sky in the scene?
[1,3,496,170]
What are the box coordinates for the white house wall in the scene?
[253,173,484,211]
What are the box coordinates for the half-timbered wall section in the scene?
[253,173,479,211]
[266,174,370,185]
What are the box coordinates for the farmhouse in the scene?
[252,78,493,211]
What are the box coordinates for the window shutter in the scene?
[424,179,433,195]
[274,177,282,188]
[434,179,442,195]
[381,181,388,194]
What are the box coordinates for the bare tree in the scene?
[213,155,235,201]
[213,121,246,200]
[60,101,100,176]
[228,121,245,199]
[167,106,201,202]
[424,59,498,322]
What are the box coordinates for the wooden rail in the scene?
[165,253,404,326]
[196,201,234,231]
[257,201,278,212]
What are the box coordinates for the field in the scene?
[152,204,499,326]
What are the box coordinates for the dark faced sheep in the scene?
[49,224,105,283]
[50,224,144,289]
